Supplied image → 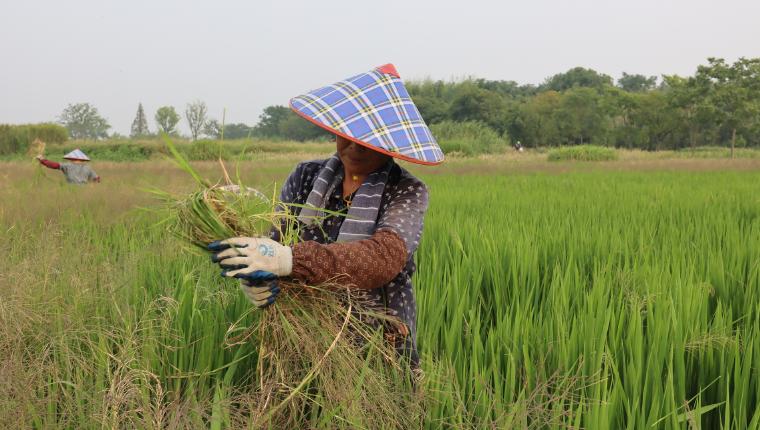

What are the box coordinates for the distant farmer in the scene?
[208,64,443,369]
[36,149,101,184]
[514,140,524,152]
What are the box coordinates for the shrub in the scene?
[184,139,230,161]
[430,121,509,155]
[547,145,618,161]
[0,123,68,155]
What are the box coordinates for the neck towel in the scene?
[297,154,392,243]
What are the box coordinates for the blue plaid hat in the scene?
[290,64,444,165]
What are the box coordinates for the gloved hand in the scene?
[208,237,293,279]
[238,271,281,308]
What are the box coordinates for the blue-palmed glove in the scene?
[208,237,293,308]
[238,271,281,309]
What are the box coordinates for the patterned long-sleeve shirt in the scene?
[273,158,429,365]
[38,159,100,184]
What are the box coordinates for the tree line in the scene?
[404,57,760,152]
[56,57,760,151]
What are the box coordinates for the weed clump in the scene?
[547,145,618,161]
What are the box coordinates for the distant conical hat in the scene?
[63,149,91,161]
[290,64,444,165]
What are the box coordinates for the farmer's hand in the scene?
[208,237,292,278]
[239,272,281,309]
[35,155,43,160]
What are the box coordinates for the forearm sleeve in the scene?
[39,159,61,169]
[290,230,408,289]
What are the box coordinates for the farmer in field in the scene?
[209,64,443,368]
[36,149,101,184]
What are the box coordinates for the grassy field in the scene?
[2,154,760,428]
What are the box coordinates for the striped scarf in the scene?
[297,154,392,243]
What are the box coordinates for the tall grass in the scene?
[1,159,759,428]
[547,144,618,161]
[430,120,510,155]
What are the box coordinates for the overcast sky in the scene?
[2,0,759,135]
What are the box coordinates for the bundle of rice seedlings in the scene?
[154,139,422,428]
[27,138,46,158]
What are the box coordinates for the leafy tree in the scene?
[617,73,658,92]
[155,106,180,135]
[185,100,208,141]
[474,79,538,98]
[252,105,330,141]
[203,119,221,139]
[412,95,449,124]
[517,91,562,146]
[59,102,110,140]
[662,75,713,149]
[449,84,508,133]
[556,87,608,145]
[222,123,254,139]
[253,106,292,137]
[695,57,760,156]
[277,115,329,141]
[542,67,613,92]
[130,103,150,138]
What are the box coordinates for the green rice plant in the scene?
[4,156,760,428]
[547,144,618,161]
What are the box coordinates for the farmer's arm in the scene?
[36,157,61,170]
[88,167,101,183]
[290,230,407,289]
[290,180,428,289]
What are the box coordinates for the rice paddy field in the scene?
[2,153,760,429]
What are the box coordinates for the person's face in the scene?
[336,135,390,175]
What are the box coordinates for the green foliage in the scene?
[185,100,208,141]
[430,120,509,155]
[130,103,150,138]
[4,164,760,427]
[0,123,68,155]
[541,66,614,91]
[10,138,332,162]
[222,123,255,140]
[59,102,110,140]
[406,58,760,150]
[253,105,330,141]
[546,144,618,161]
[154,106,181,135]
[185,139,230,161]
[617,72,658,92]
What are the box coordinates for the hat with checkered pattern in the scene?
[289,64,444,165]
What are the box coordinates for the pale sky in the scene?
[2,0,759,135]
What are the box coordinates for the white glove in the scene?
[239,277,280,308]
[208,237,293,278]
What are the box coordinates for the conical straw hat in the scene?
[290,64,444,165]
[63,149,91,161]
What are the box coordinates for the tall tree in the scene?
[253,106,292,137]
[185,100,208,141]
[221,123,254,139]
[59,102,110,140]
[203,119,221,139]
[695,57,760,157]
[617,73,658,92]
[155,106,180,135]
[542,67,613,92]
[130,103,150,138]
